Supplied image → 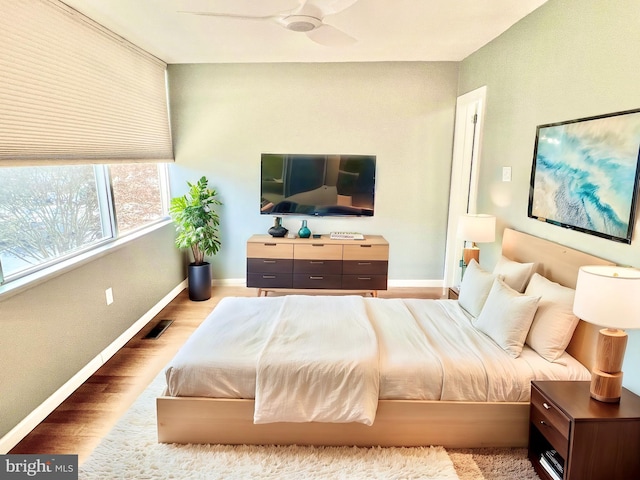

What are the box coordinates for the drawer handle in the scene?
[357,262,372,266]
[540,420,547,426]
[262,275,276,279]
[263,260,276,264]
[543,402,551,410]
[360,245,372,248]
[263,243,277,246]
[309,276,324,280]
[358,277,372,281]
[311,244,324,247]
[310,261,325,264]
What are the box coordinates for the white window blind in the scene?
[0,0,174,166]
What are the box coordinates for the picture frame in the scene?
[528,108,640,244]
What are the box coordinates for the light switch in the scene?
[502,167,512,182]
[105,287,114,305]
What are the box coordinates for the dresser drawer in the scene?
[293,259,342,275]
[247,242,293,259]
[342,274,387,291]
[294,243,343,260]
[343,243,389,261]
[247,258,293,274]
[293,274,342,289]
[247,272,293,289]
[343,260,388,275]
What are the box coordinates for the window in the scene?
[0,163,168,283]
[110,163,168,235]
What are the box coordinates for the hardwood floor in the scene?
[9,285,442,463]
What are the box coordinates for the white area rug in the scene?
[79,372,460,479]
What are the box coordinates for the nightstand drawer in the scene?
[531,387,571,438]
[530,402,569,459]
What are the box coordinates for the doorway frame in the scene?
[443,86,487,290]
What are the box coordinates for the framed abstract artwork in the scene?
[528,108,640,244]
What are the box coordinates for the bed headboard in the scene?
[501,228,615,371]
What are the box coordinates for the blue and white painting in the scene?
[529,110,640,243]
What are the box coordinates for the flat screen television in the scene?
[260,153,376,216]
[528,108,640,244]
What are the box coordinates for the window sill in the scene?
[0,219,173,303]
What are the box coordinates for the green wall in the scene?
[459,0,640,393]
[0,224,184,440]
[167,62,459,283]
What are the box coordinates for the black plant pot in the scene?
[188,262,212,301]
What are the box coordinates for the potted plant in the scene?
[169,176,222,301]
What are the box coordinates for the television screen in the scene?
[528,108,640,244]
[260,153,376,216]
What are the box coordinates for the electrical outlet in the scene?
[502,166,512,182]
[105,287,114,305]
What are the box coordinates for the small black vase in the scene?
[268,216,288,237]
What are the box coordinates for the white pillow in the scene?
[475,279,540,358]
[457,259,498,318]
[525,273,580,362]
[493,255,536,293]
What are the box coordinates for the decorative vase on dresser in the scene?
[298,219,311,238]
[268,216,288,237]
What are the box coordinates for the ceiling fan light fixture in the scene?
[282,15,322,32]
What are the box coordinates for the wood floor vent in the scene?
[143,319,173,339]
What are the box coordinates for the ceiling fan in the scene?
[181,0,359,47]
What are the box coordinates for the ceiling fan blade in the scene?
[298,0,359,16]
[306,23,356,46]
[179,11,277,22]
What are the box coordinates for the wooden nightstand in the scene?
[447,286,459,300]
[529,381,640,480]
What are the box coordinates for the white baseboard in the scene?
[387,279,444,288]
[0,280,187,454]
[214,279,445,288]
[212,278,247,287]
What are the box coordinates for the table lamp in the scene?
[573,265,640,403]
[456,214,496,267]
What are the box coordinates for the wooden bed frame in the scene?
[156,228,614,448]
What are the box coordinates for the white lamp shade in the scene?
[457,214,496,243]
[573,265,640,329]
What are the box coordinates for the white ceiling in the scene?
[61,0,548,64]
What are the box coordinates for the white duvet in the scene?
[253,295,378,425]
[164,295,590,424]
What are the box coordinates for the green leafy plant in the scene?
[169,176,222,265]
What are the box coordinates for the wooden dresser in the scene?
[246,234,389,296]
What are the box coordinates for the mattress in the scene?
[164,295,590,420]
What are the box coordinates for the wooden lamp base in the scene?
[462,247,480,267]
[590,328,628,403]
